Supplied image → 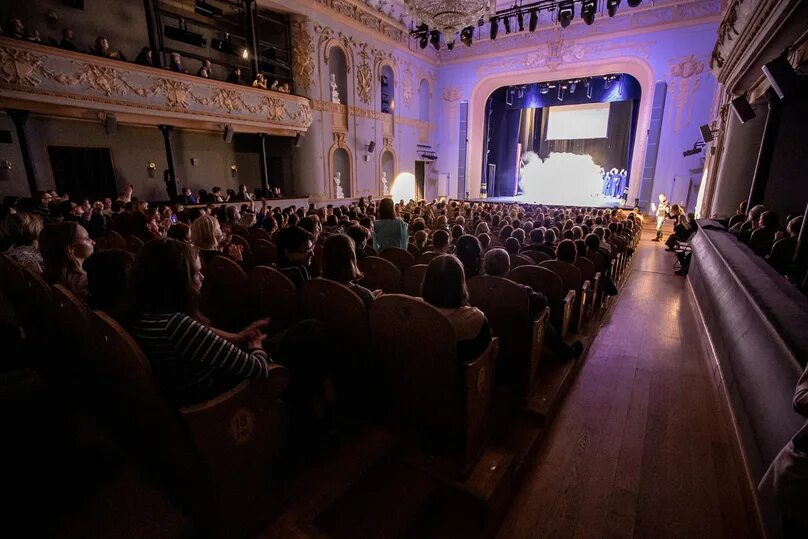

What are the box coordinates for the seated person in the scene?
[556,238,578,265]
[59,28,77,51]
[190,214,243,269]
[478,232,491,252]
[1,211,43,273]
[422,254,491,363]
[85,249,134,322]
[504,237,522,266]
[197,59,212,78]
[430,229,451,255]
[178,187,198,205]
[134,47,153,66]
[130,239,270,406]
[167,222,191,243]
[749,210,780,256]
[346,224,371,260]
[767,215,802,275]
[93,36,124,60]
[455,234,483,279]
[413,230,428,252]
[39,221,94,299]
[226,67,242,84]
[276,226,313,289]
[252,73,268,89]
[169,52,186,73]
[735,204,766,243]
[483,248,582,360]
[322,234,379,309]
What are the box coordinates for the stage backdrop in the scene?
[484,74,641,199]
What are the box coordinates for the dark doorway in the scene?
[415,161,425,201]
[48,146,116,201]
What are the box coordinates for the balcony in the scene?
[0,37,312,135]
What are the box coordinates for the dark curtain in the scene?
[486,102,522,197]
[48,146,117,201]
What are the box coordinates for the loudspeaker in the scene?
[762,55,798,99]
[105,113,117,135]
[699,124,714,143]
[223,125,234,143]
[730,95,756,124]
[294,133,304,148]
[367,140,376,153]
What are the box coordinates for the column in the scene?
[7,109,38,197]
[746,89,781,212]
[143,0,163,68]
[159,125,178,202]
[259,133,270,195]
[244,0,261,80]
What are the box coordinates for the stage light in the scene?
[447,40,454,50]
[558,84,566,102]
[504,16,511,34]
[429,30,440,50]
[607,0,621,17]
[558,1,574,28]
[419,34,428,49]
[627,0,642,6]
[604,76,613,89]
[517,11,524,32]
[569,81,577,94]
[490,17,499,40]
[586,78,593,99]
[582,0,596,25]
[506,87,514,106]
[460,26,473,47]
[529,9,538,32]
[517,86,525,99]
[539,84,549,95]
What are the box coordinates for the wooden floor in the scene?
[497,223,761,538]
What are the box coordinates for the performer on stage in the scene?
[650,193,671,242]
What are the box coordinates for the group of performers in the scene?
[600,167,629,200]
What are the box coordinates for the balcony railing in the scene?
[0,37,312,135]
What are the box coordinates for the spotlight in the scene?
[504,16,511,34]
[447,39,455,50]
[490,17,499,40]
[460,26,473,47]
[604,76,613,89]
[517,86,525,99]
[627,0,642,6]
[607,0,621,17]
[558,1,574,28]
[582,0,596,25]
[529,9,538,31]
[429,30,440,50]
[539,84,549,95]
[419,34,428,49]
[569,81,577,94]
[506,87,514,106]
[517,11,524,32]
[763,53,798,99]
[585,78,593,98]
[558,84,566,101]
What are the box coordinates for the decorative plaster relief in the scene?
[669,54,707,135]
[310,0,412,54]
[291,18,316,93]
[0,40,312,132]
[711,0,754,73]
[442,86,463,144]
[401,61,413,105]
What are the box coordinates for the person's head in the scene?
[131,239,202,317]
[39,221,94,283]
[658,194,667,203]
[95,36,109,52]
[170,52,182,65]
[451,224,464,242]
[585,233,600,252]
[0,211,42,247]
[84,249,134,313]
[239,212,256,229]
[759,210,779,229]
[544,228,556,245]
[190,214,223,250]
[556,239,577,263]
[499,225,513,242]
[322,234,361,284]
[478,232,491,250]
[378,198,396,220]
[483,248,510,277]
[474,221,490,236]
[575,239,587,257]
[62,28,74,40]
[455,234,483,279]
[422,254,468,309]
[202,59,211,69]
[432,229,451,252]
[10,18,24,35]
[504,237,521,255]
[239,184,248,193]
[225,205,240,224]
[786,215,803,237]
[571,226,583,240]
[530,227,544,244]
[167,222,191,243]
[512,228,526,243]
[414,229,428,248]
[276,226,313,267]
[346,224,369,251]
[299,215,321,242]
[748,205,766,226]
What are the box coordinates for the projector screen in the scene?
[546,102,610,140]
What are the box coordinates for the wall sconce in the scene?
[147,161,156,178]
[230,164,238,177]
[241,48,249,60]
[364,140,375,162]
[0,159,11,170]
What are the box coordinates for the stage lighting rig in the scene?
[683,142,705,157]
[558,1,574,28]
[582,0,596,25]
[529,9,538,31]
[569,80,577,94]
[429,30,440,50]
[607,0,621,17]
[460,26,474,47]
[504,15,512,34]
[539,83,550,94]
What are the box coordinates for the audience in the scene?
[373,198,408,251]
[1,212,44,273]
[59,28,77,51]
[322,234,378,308]
[276,226,313,289]
[39,221,95,298]
[134,47,153,66]
[197,59,212,78]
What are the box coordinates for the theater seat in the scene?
[540,260,588,332]
[202,256,249,331]
[402,264,428,297]
[380,247,415,274]
[252,239,278,266]
[358,256,402,293]
[510,265,575,339]
[248,265,299,329]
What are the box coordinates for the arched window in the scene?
[328,46,348,104]
[418,79,430,122]
[380,149,395,195]
[380,65,394,113]
[331,147,351,198]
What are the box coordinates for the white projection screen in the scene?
[546,102,610,140]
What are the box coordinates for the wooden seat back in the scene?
[541,260,586,332]
[467,275,547,398]
[94,230,127,251]
[510,254,534,270]
[51,284,92,348]
[510,265,575,339]
[202,256,249,330]
[416,251,440,266]
[768,236,797,274]
[248,227,271,249]
[407,243,421,258]
[749,227,777,257]
[521,250,551,264]
[248,265,299,328]
[126,235,145,255]
[575,256,600,318]
[370,294,497,474]
[402,264,428,297]
[380,247,415,274]
[363,245,378,257]
[252,239,278,266]
[228,234,254,265]
[230,224,250,240]
[358,256,402,293]
[300,278,369,343]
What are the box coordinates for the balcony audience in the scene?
[197,59,212,78]
[134,47,153,66]
[58,28,77,51]
[169,52,186,73]
[227,67,243,84]
[92,36,125,60]
[252,73,268,89]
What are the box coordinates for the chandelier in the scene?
[404,0,494,43]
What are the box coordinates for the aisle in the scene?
[497,222,761,538]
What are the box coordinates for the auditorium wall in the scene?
[432,16,720,210]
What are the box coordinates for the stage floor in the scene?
[467,195,628,208]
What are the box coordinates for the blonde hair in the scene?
[190,214,222,250]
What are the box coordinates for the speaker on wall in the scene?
[367,140,376,153]
[105,113,117,135]
[730,95,756,124]
[223,125,234,143]
[762,54,798,100]
[699,124,714,143]
[294,133,304,148]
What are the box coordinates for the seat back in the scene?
[94,230,127,251]
[248,265,299,328]
[358,256,402,293]
[248,227,271,249]
[416,251,440,266]
[370,294,496,473]
[768,236,797,274]
[749,227,777,256]
[300,278,369,343]
[202,256,249,330]
[402,264,428,297]
[51,284,92,348]
[575,256,595,283]
[380,247,415,274]
[230,224,250,240]
[510,254,534,270]
[540,260,582,295]
[510,265,568,334]
[252,239,278,266]
[521,250,551,264]
[126,235,145,255]
[467,275,541,397]
[407,243,421,258]
[228,234,254,265]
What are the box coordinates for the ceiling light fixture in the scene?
[607,0,621,17]
[529,9,538,31]
[582,0,596,25]
[558,1,574,28]
[490,17,499,40]
[404,0,493,47]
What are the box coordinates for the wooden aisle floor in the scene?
[497,222,761,538]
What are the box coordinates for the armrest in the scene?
[581,280,590,296]
[563,290,576,305]
[462,337,498,473]
[180,364,290,415]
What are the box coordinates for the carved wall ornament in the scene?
[669,54,708,136]
[0,47,45,85]
[291,18,316,93]
[711,0,753,74]
[356,44,373,105]
[402,63,413,105]
[311,0,414,55]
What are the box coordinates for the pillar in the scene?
[7,109,38,197]
[746,89,781,213]
[143,0,163,68]
[259,133,270,195]
[158,125,178,202]
[244,0,260,80]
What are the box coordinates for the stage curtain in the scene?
[536,100,634,172]
[487,107,522,197]
[518,108,537,152]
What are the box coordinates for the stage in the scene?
[467,195,629,208]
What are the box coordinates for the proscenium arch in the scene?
[328,141,354,198]
[466,56,655,204]
[379,147,397,195]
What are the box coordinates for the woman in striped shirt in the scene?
[130,239,270,406]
